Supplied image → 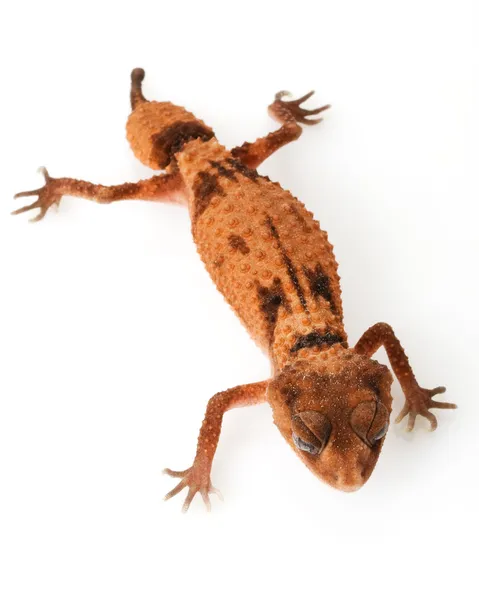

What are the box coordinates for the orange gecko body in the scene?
[179,139,345,370]
[14,69,456,511]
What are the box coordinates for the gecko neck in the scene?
[270,308,348,372]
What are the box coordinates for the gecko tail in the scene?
[130,68,148,110]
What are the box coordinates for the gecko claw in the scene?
[13,167,62,222]
[395,384,456,432]
[210,486,224,502]
[163,465,222,513]
[270,90,330,127]
[275,90,293,101]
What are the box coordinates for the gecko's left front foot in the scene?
[163,465,223,513]
[395,384,457,431]
[269,90,330,125]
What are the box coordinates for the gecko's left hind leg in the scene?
[13,168,186,222]
[232,91,330,169]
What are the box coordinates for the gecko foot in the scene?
[395,385,457,432]
[13,167,62,222]
[163,466,223,513]
[269,90,331,125]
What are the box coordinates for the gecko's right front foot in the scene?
[269,91,331,125]
[163,465,223,513]
[13,167,62,222]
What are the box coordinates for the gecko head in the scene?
[268,351,394,492]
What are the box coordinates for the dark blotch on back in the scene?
[228,235,250,255]
[151,121,214,168]
[290,331,346,353]
[303,264,337,314]
[210,161,237,181]
[193,171,224,220]
[257,277,291,344]
[267,217,308,313]
[226,158,259,181]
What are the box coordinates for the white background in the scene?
[1,1,478,599]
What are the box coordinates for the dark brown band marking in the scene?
[303,265,337,314]
[228,235,250,255]
[290,331,346,353]
[210,161,238,181]
[266,216,308,313]
[226,158,259,181]
[151,121,214,168]
[257,277,291,344]
[193,171,224,221]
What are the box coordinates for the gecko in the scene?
[13,68,457,512]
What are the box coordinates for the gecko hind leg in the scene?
[232,91,331,169]
[13,167,185,222]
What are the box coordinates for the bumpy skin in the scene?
[14,69,457,511]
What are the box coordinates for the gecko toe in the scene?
[200,489,212,512]
[406,412,417,432]
[290,90,315,105]
[424,411,438,432]
[163,467,191,478]
[181,487,198,513]
[164,478,188,502]
[395,403,409,424]
[429,400,457,409]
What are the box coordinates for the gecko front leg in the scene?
[354,322,457,431]
[13,167,185,221]
[164,380,269,512]
[231,91,330,169]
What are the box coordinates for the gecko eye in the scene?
[291,411,332,455]
[371,422,388,442]
[350,401,389,447]
[292,433,319,454]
